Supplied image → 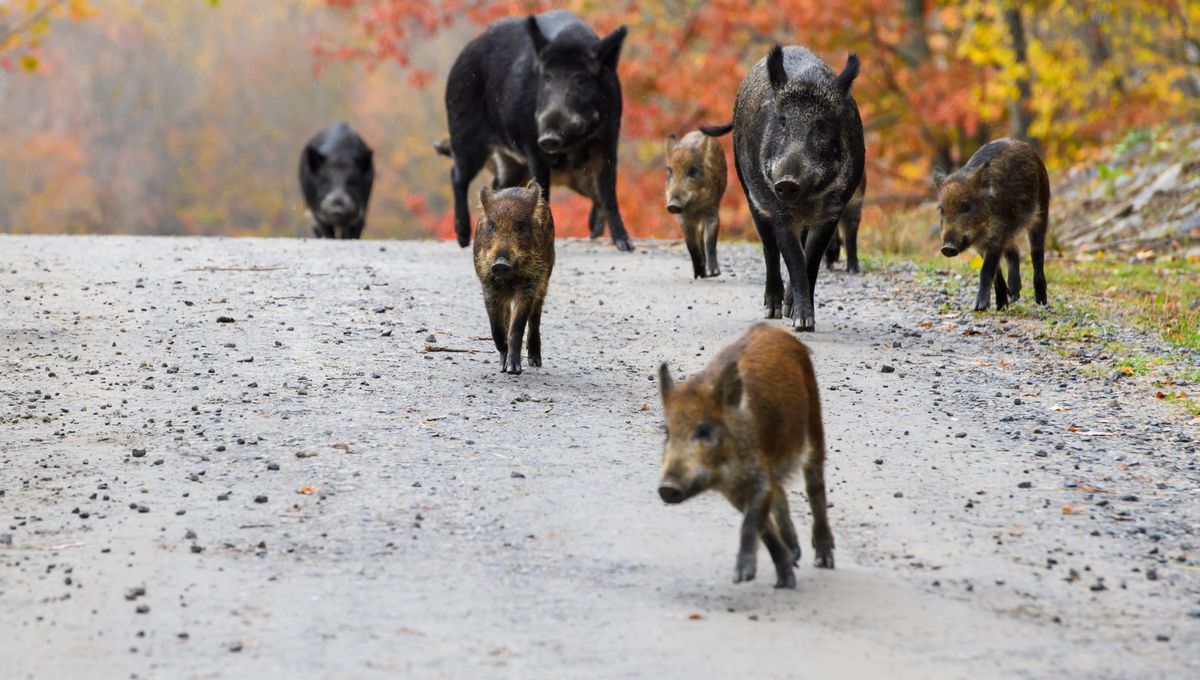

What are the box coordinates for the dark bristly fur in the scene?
[933,137,1050,311]
[445,10,634,251]
[473,182,555,375]
[665,130,727,279]
[657,323,834,589]
[703,45,865,331]
[299,122,374,240]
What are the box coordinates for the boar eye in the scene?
[666,167,673,178]
[959,202,974,215]
[572,73,588,87]
[687,166,700,179]
[514,220,530,233]
[777,114,787,129]
[693,421,716,443]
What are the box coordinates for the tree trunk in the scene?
[1004,5,1038,153]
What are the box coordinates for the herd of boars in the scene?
[298,11,1053,587]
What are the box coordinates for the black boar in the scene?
[703,45,864,331]
[473,182,555,375]
[665,130,727,278]
[299,122,374,239]
[657,323,834,588]
[933,138,1049,311]
[823,174,866,273]
[444,10,634,251]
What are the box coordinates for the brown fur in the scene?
[665,130,727,278]
[472,182,555,375]
[657,323,833,588]
[933,137,1049,311]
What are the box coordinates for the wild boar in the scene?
[703,45,865,331]
[657,323,834,588]
[299,122,374,239]
[933,138,1049,311]
[665,130,727,279]
[473,182,555,375]
[824,174,866,273]
[444,10,634,251]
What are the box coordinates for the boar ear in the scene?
[526,16,550,55]
[304,147,325,173]
[356,149,373,173]
[835,53,860,97]
[931,166,947,189]
[657,363,674,403]
[665,134,677,157]
[595,25,627,70]
[715,361,743,409]
[766,44,788,91]
[478,185,494,213]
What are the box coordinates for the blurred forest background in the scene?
[1,0,1198,244]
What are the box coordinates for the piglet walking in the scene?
[473,182,555,375]
[657,323,834,588]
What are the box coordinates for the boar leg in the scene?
[1029,224,1048,306]
[486,293,511,370]
[823,230,842,269]
[526,293,545,368]
[993,265,1010,310]
[1005,248,1022,301]
[752,209,784,319]
[802,221,839,316]
[974,251,1003,311]
[451,149,489,248]
[841,202,862,274]
[735,481,771,583]
[760,519,797,589]
[703,210,721,278]
[588,204,604,239]
[503,289,533,375]
[770,489,801,566]
[779,229,813,331]
[682,220,705,279]
[803,462,835,569]
[597,158,634,252]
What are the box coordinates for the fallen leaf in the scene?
[1119,366,1134,374]
[919,321,933,328]
[1155,391,1167,399]
[963,328,981,336]
[331,442,352,452]
[1062,505,1084,515]
[640,403,651,412]
[297,486,316,495]
[688,612,703,620]
[1051,405,1071,411]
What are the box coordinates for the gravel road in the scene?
[2,234,1197,679]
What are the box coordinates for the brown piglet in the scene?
[473,182,555,375]
[657,323,833,588]
[665,130,726,278]
[933,138,1049,311]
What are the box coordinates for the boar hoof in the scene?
[814,552,835,569]
[734,554,757,583]
[973,302,989,312]
[847,262,860,274]
[781,301,794,319]
[505,360,523,375]
[774,569,797,589]
[763,305,782,319]
[792,316,815,332]
[707,268,721,278]
[614,238,635,252]
[527,353,541,368]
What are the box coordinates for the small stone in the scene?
[1013,398,1022,405]
[217,493,230,501]
[184,529,197,540]
[1146,568,1158,581]
[254,495,268,504]
[216,316,235,323]
[425,334,437,344]
[266,462,280,471]
[190,544,203,554]
[1121,495,1139,502]
[381,330,393,337]
[411,481,422,488]
[131,449,147,458]
[1155,634,1170,642]
[372,305,386,314]
[1187,607,1200,619]
[893,491,904,498]
[1035,450,1048,458]
[135,604,150,614]
[511,471,526,479]
[880,365,895,374]
[125,587,146,601]
[137,505,150,514]
[229,642,243,653]
[954,432,967,438]
[1018,481,1032,489]
[873,459,883,465]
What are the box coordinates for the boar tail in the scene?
[699,122,734,137]
[432,138,453,158]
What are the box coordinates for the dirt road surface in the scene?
[2,235,1197,679]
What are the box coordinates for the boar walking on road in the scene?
[665,131,727,279]
[703,45,865,331]
[823,174,866,273]
[444,10,634,251]
[299,122,374,240]
[933,138,1049,311]
[657,323,834,588]
[474,182,555,375]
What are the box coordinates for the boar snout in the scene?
[491,255,514,277]
[940,244,960,257]
[320,191,358,220]
[666,199,684,214]
[773,177,802,202]
[658,482,686,504]
[537,131,564,153]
